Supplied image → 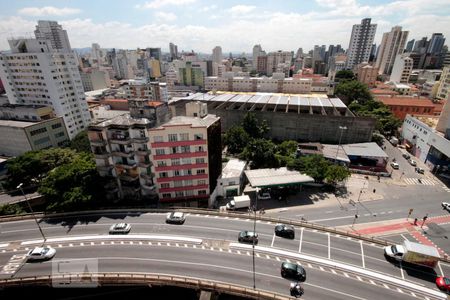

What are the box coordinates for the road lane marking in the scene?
[383,283,389,289]
[400,234,409,241]
[328,232,331,259]
[266,255,270,259]
[360,241,365,269]
[369,280,375,285]
[276,257,280,261]
[331,269,337,274]
[298,228,304,253]
[438,262,444,276]
[286,259,291,263]
[411,292,416,297]
[397,288,403,293]
[344,272,349,277]
[308,215,355,222]
[319,266,324,271]
[357,276,362,281]
[271,234,276,247]
[400,262,405,280]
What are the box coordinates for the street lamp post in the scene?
[252,188,259,289]
[17,183,46,242]
[335,126,347,163]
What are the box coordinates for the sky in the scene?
[0,0,449,54]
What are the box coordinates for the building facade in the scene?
[357,64,379,87]
[212,46,222,64]
[148,113,221,206]
[0,21,91,139]
[122,79,168,102]
[266,51,293,76]
[390,54,413,83]
[375,26,409,75]
[437,66,450,101]
[346,18,377,69]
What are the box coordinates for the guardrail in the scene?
[0,272,289,300]
[1,207,449,263]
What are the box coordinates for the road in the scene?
[0,212,447,299]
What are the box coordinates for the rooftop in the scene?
[153,114,219,129]
[0,119,39,128]
[245,167,314,188]
[91,113,150,128]
[342,142,388,158]
[322,144,351,163]
[415,115,440,129]
[222,159,247,179]
[376,96,436,107]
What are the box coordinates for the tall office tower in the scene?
[266,51,293,76]
[369,43,377,62]
[212,46,223,64]
[312,45,322,66]
[413,37,429,53]
[405,39,415,52]
[346,18,377,69]
[375,26,409,75]
[169,42,178,61]
[252,44,263,70]
[0,21,91,139]
[91,43,103,65]
[34,20,71,51]
[427,33,446,55]
[147,48,162,60]
[296,48,303,58]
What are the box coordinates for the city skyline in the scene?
[0,0,449,53]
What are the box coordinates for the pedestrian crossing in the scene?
[403,177,436,185]
[443,186,450,193]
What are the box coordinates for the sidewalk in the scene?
[346,214,450,258]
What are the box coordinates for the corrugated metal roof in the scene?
[245,167,314,187]
[342,142,388,158]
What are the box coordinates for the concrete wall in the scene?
[0,126,32,156]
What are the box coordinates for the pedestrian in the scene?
[414,218,418,225]
[373,188,376,193]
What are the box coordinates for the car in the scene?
[436,276,450,292]
[415,167,425,174]
[26,246,56,261]
[166,212,186,224]
[238,230,258,244]
[109,223,131,234]
[409,159,417,166]
[257,192,271,200]
[390,162,399,169]
[442,202,450,212]
[383,244,404,261]
[280,262,306,282]
[402,153,411,160]
[274,224,295,239]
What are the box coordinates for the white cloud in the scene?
[201,5,217,12]
[18,6,81,16]
[136,0,196,9]
[228,5,256,14]
[155,12,177,22]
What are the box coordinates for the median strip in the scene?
[229,243,447,300]
[20,235,202,246]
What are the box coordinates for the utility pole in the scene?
[335,126,347,163]
[17,183,46,242]
[252,188,259,289]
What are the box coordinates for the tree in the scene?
[277,140,298,157]
[335,70,356,81]
[0,203,24,216]
[325,164,351,186]
[5,148,78,189]
[224,126,250,154]
[297,155,330,183]
[335,80,373,104]
[69,130,91,153]
[241,139,279,169]
[242,112,269,138]
[38,153,105,211]
[350,100,402,135]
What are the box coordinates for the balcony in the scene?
[115,162,137,170]
[135,147,151,155]
[111,150,134,158]
[132,136,149,143]
[138,160,152,168]
[119,173,139,182]
[90,139,107,146]
[110,134,131,145]
[140,172,154,180]
[141,181,157,191]
[97,165,113,172]
[93,151,110,159]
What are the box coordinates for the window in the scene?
[155,148,165,155]
[168,134,178,142]
[185,190,194,196]
[182,158,191,165]
[181,145,190,153]
[174,181,183,187]
[157,161,167,167]
[175,191,184,197]
[198,190,207,195]
[198,180,206,185]
[194,133,203,140]
[171,158,180,165]
[34,136,50,145]
[161,183,170,188]
[174,170,181,176]
[162,193,172,198]
[180,133,189,141]
[54,132,65,138]
[30,127,47,136]
[197,169,206,174]
[154,136,163,142]
[195,158,205,164]
[184,179,193,186]
[172,147,178,154]
[159,172,168,178]
[184,169,192,176]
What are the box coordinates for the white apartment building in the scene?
[375,26,409,75]
[437,66,450,101]
[346,18,377,69]
[0,23,91,139]
[34,20,71,52]
[205,75,314,94]
[80,68,110,91]
[390,54,413,83]
[252,45,263,71]
[266,51,293,76]
[121,79,168,102]
[212,46,223,64]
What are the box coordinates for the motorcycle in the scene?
[290,282,304,298]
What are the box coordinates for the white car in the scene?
[26,246,56,261]
[257,192,271,200]
[166,212,186,224]
[442,202,450,212]
[109,223,131,234]
[409,159,417,166]
[390,162,399,169]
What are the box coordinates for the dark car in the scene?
[436,276,450,292]
[275,224,295,239]
[166,212,186,224]
[415,167,425,174]
[238,231,258,244]
[402,153,411,160]
[281,262,306,282]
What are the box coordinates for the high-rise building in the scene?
[0,21,91,139]
[437,66,450,101]
[346,18,377,69]
[91,43,103,66]
[413,37,429,54]
[427,33,446,55]
[212,46,222,64]
[266,51,292,76]
[390,54,413,83]
[169,42,178,61]
[179,62,204,87]
[252,45,263,70]
[147,48,162,60]
[405,39,415,52]
[375,26,409,75]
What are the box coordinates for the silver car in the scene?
[109,223,131,234]
[27,246,56,261]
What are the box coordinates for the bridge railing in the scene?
[0,272,289,300]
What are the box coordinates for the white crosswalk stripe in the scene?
[403,178,436,185]
[442,186,450,193]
